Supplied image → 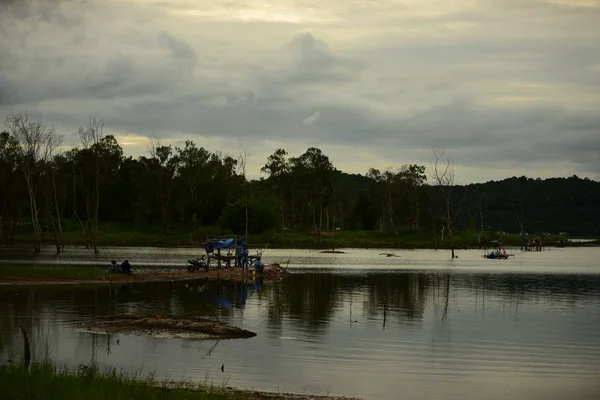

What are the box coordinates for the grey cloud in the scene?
[286,100,600,173]
[158,33,199,66]
[0,0,84,27]
[0,54,187,105]
[1,0,599,182]
[287,33,333,70]
[564,136,600,167]
[255,33,363,89]
[0,8,198,104]
[89,92,593,167]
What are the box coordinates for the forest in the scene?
[1,113,599,253]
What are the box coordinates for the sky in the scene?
[1,0,599,183]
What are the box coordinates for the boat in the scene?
[483,248,513,260]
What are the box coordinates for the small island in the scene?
[77,314,257,340]
[0,264,287,286]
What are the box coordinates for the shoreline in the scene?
[159,381,362,400]
[8,229,597,251]
[0,361,362,400]
[3,242,599,252]
[0,265,286,286]
[6,237,599,250]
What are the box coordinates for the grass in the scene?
[9,221,582,249]
[251,229,571,249]
[14,223,212,248]
[0,264,108,280]
[0,362,250,400]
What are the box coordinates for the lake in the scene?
[1,246,600,400]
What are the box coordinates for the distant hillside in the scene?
[456,176,599,236]
[334,173,600,236]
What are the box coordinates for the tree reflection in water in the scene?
[1,272,600,361]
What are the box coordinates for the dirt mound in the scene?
[77,314,256,340]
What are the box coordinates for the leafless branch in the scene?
[431,144,455,189]
[431,144,458,259]
[237,143,252,177]
[147,134,162,160]
[5,111,62,164]
[79,115,104,148]
[5,111,63,252]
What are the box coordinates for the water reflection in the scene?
[259,273,433,334]
[2,272,600,341]
[1,271,600,400]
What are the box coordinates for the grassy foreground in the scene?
[0,362,247,400]
[10,222,581,249]
[0,362,356,400]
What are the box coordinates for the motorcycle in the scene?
[187,257,209,272]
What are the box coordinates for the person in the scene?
[241,245,249,271]
[254,257,264,274]
[235,241,243,268]
[204,238,214,255]
[120,259,132,274]
[110,260,121,273]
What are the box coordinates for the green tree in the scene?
[289,147,338,234]
[72,117,123,253]
[218,193,278,235]
[140,138,176,234]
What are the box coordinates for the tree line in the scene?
[1,112,599,253]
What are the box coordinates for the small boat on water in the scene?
[483,249,513,260]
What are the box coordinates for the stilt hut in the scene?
[201,236,269,270]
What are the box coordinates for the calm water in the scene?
[1,247,600,400]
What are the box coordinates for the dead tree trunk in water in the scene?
[237,144,252,241]
[44,164,64,254]
[52,170,64,252]
[78,116,112,255]
[431,146,458,259]
[20,326,31,370]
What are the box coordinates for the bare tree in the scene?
[76,116,121,254]
[43,156,66,253]
[79,116,103,149]
[431,145,459,259]
[78,116,104,253]
[237,144,252,241]
[5,112,62,253]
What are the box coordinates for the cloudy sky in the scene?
[1,0,599,183]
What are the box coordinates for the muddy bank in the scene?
[223,389,361,400]
[161,382,363,400]
[77,314,256,340]
[0,265,287,286]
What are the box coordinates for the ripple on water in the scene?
[2,249,600,400]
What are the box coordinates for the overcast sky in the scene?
[1,0,599,183]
